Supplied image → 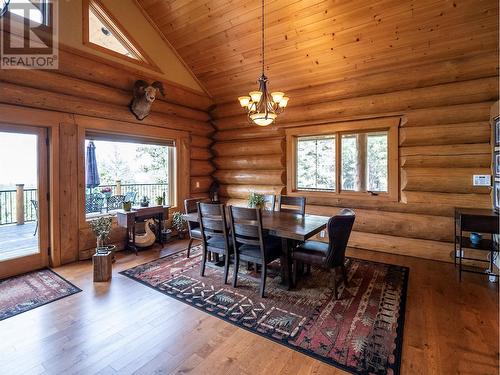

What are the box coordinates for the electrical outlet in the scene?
[473,175,491,186]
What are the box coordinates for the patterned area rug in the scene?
[0,268,81,321]
[121,246,408,375]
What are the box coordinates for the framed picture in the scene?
[494,178,500,212]
[495,152,500,177]
[495,118,500,147]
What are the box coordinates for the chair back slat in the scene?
[184,198,206,231]
[278,195,306,216]
[325,212,355,267]
[198,202,230,249]
[229,206,265,250]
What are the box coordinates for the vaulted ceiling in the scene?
[136,0,499,105]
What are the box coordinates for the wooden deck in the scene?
[0,222,38,261]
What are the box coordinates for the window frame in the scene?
[286,117,400,202]
[76,117,190,228]
[83,136,176,220]
[5,0,51,28]
[82,0,161,73]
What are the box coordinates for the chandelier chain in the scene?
[261,0,264,75]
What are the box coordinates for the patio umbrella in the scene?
[86,141,100,192]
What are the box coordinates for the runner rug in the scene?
[121,245,408,375]
[0,268,81,321]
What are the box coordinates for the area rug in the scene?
[121,246,408,375]
[0,268,81,321]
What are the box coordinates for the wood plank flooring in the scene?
[0,239,498,375]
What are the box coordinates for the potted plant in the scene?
[172,211,188,239]
[248,192,266,209]
[140,196,150,207]
[101,186,112,198]
[155,196,164,206]
[122,200,132,211]
[88,215,116,260]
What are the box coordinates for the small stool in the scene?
[93,251,112,282]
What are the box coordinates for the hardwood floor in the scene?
[0,240,498,375]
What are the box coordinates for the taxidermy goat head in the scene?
[129,80,165,120]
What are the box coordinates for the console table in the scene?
[454,207,499,281]
[116,205,169,255]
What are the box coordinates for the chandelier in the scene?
[238,0,289,126]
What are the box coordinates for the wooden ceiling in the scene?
[136,0,499,105]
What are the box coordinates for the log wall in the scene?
[211,53,499,262]
[0,47,214,264]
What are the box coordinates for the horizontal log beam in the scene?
[402,167,491,194]
[191,176,213,193]
[0,82,213,136]
[400,143,491,157]
[399,122,490,146]
[212,139,284,157]
[58,48,213,111]
[191,135,213,148]
[213,170,285,185]
[401,191,492,208]
[214,125,285,141]
[306,205,453,242]
[214,77,498,120]
[218,184,285,199]
[214,154,284,170]
[190,160,215,176]
[190,147,213,161]
[401,154,491,168]
[0,69,209,122]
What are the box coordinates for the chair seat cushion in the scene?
[206,236,231,253]
[190,228,202,239]
[238,237,281,262]
[293,240,328,265]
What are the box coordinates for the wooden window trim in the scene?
[76,116,190,229]
[82,0,162,74]
[286,117,400,202]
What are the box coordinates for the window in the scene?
[84,136,175,218]
[287,118,399,201]
[5,0,49,25]
[83,0,159,70]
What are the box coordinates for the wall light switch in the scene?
[319,230,326,238]
[473,175,491,186]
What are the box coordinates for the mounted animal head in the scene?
[129,80,165,120]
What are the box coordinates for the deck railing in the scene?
[0,182,169,225]
[0,186,37,225]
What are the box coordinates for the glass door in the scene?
[0,125,49,279]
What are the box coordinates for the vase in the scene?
[155,197,163,206]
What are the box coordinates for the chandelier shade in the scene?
[238,0,289,126]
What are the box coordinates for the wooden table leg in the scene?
[280,237,292,289]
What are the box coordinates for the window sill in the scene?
[288,189,397,202]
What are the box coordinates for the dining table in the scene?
[183,209,330,289]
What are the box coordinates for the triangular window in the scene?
[84,0,158,69]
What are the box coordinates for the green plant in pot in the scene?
[172,211,188,239]
[122,200,132,211]
[155,196,164,206]
[248,192,266,209]
[89,215,115,260]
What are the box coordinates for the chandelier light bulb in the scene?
[249,91,263,103]
[271,92,284,103]
[238,96,251,107]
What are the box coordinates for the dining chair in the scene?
[277,195,306,216]
[85,193,105,214]
[229,206,282,298]
[198,202,232,283]
[184,197,204,258]
[291,211,355,299]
